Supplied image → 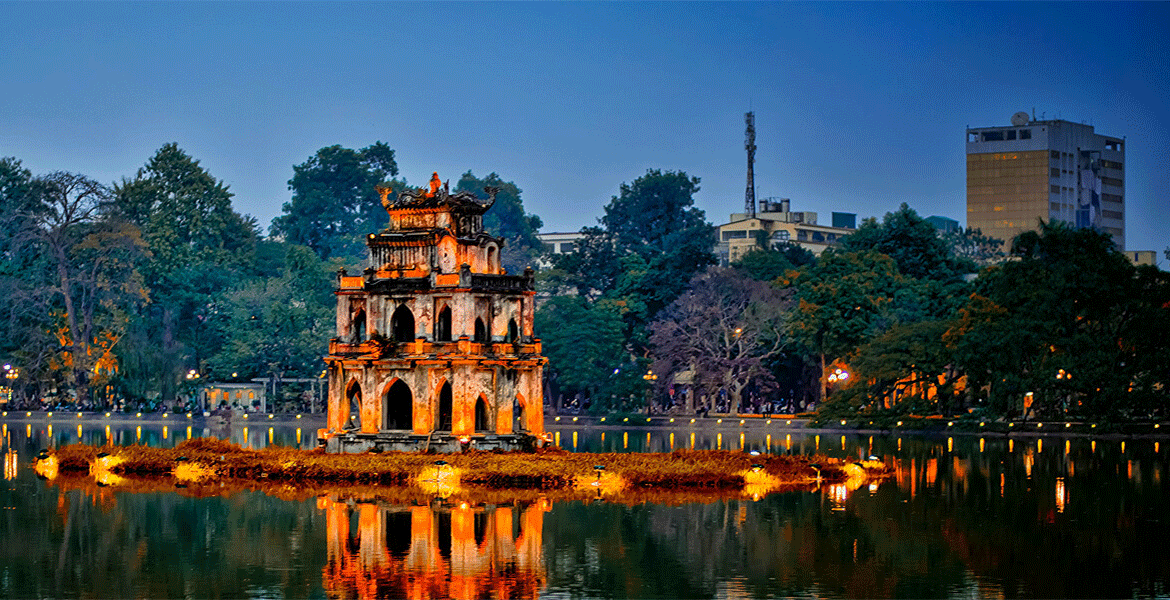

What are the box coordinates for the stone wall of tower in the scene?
[320,180,544,452]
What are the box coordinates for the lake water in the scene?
[2,418,1168,598]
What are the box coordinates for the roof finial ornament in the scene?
[426,172,441,198]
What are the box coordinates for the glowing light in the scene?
[77,412,82,418]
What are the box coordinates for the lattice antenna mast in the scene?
[744,112,757,217]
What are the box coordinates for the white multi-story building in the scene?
[967,113,1125,249]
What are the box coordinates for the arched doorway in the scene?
[473,318,487,343]
[474,395,491,432]
[514,396,527,432]
[345,381,362,430]
[507,319,519,343]
[435,305,452,341]
[391,304,414,342]
[383,380,412,430]
[437,382,453,431]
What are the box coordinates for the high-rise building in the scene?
[966,113,1125,249]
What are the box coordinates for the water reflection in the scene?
[321,497,547,599]
[4,419,1170,598]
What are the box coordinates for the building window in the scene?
[721,230,748,241]
[797,230,808,241]
[1103,193,1122,204]
[1051,151,1061,160]
[1050,185,1061,194]
[1103,210,1123,220]
[559,242,575,253]
[1005,130,1017,140]
[1019,129,1032,139]
[982,131,1005,142]
[1051,168,1061,178]
[1101,177,1123,188]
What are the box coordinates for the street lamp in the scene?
[827,367,849,383]
[642,369,658,415]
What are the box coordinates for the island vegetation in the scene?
[33,438,888,502]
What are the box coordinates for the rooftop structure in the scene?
[716,198,856,264]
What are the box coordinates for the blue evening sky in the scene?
[2,2,1167,259]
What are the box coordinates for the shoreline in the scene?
[4,409,1168,439]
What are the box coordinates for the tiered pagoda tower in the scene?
[319,174,545,453]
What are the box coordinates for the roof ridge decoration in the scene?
[378,172,499,214]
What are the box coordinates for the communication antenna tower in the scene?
[745,112,756,217]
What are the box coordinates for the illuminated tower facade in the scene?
[319,173,545,453]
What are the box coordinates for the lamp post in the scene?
[642,369,658,415]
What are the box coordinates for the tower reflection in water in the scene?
[320,497,547,599]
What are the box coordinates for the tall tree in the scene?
[650,268,793,414]
[270,142,400,261]
[454,171,543,273]
[113,144,260,402]
[31,172,148,402]
[784,250,910,401]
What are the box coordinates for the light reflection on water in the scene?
[1,419,1169,598]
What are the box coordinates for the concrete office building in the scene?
[716,198,856,264]
[967,113,1125,250]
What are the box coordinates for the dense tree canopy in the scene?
[840,203,966,281]
[270,142,400,261]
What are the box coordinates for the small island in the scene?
[34,438,889,502]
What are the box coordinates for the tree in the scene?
[649,268,793,414]
[943,226,1005,269]
[31,172,148,402]
[840,203,965,280]
[0,158,45,358]
[554,169,716,317]
[455,171,543,273]
[270,142,400,261]
[534,296,630,411]
[784,250,911,401]
[950,221,1170,420]
[207,245,334,394]
[732,241,815,282]
[112,145,261,403]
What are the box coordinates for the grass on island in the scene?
[35,438,889,503]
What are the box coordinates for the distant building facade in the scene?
[716,198,856,264]
[925,215,960,234]
[967,114,1125,249]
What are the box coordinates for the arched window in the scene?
[473,318,487,343]
[391,304,414,342]
[353,309,367,343]
[435,305,452,342]
[507,319,519,343]
[514,397,527,432]
[437,382,453,431]
[383,380,412,430]
[474,396,491,432]
[486,246,498,272]
[345,381,362,430]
